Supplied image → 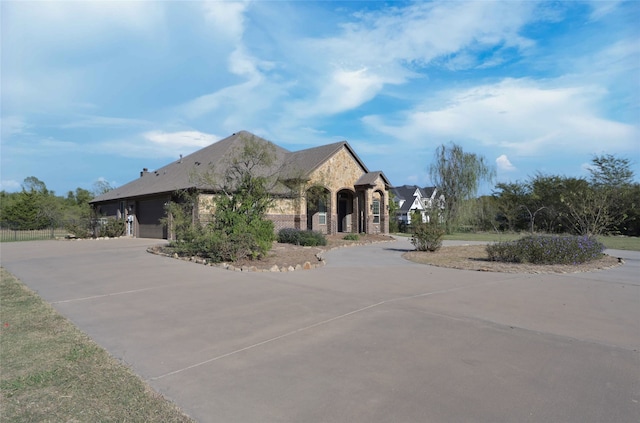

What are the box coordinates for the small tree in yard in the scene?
[411,210,445,252]
[165,135,280,261]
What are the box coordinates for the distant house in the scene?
[90,131,391,239]
[391,185,444,226]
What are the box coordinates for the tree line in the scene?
[444,152,639,237]
[0,177,113,230]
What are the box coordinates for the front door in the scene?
[338,198,347,232]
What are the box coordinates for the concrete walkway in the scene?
[1,238,639,422]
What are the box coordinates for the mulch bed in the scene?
[403,244,622,274]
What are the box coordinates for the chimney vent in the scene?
[140,168,149,177]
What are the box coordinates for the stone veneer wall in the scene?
[193,146,390,235]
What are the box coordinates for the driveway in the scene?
[1,238,639,422]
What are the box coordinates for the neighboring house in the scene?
[391,185,444,225]
[90,131,391,239]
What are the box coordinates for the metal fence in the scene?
[0,227,68,242]
[0,219,126,242]
[0,222,73,242]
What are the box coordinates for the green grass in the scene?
[597,235,640,251]
[0,268,194,423]
[442,232,522,243]
[396,231,640,251]
[0,228,69,242]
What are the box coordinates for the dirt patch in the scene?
[403,244,622,274]
[149,234,395,272]
[150,235,622,274]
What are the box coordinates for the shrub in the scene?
[343,234,359,241]
[486,235,605,265]
[64,220,92,238]
[98,219,125,238]
[278,228,327,246]
[278,228,302,244]
[411,221,445,252]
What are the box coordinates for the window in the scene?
[318,199,327,225]
[372,199,380,224]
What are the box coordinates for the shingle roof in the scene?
[91,131,391,203]
[391,185,437,213]
[91,131,290,203]
[355,171,390,187]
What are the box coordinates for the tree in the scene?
[588,154,633,187]
[23,176,49,195]
[166,134,283,261]
[429,142,495,233]
[559,177,613,236]
[588,154,636,235]
[493,181,531,232]
[93,179,115,196]
[388,190,400,233]
[1,177,62,229]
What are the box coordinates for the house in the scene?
[90,131,391,239]
[391,185,444,226]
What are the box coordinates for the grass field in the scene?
[0,268,193,423]
[438,232,640,251]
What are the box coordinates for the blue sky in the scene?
[1,0,639,195]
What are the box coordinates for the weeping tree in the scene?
[429,142,495,233]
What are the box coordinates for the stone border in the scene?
[146,237,396,273]
[146,246,325,273]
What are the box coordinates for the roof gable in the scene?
[91,131,391,203]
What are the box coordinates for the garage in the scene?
[136,197,168,239]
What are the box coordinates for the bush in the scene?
[277,228,327,246]
[411,222,445,252]
[98,219,125,238]
[64,220,92,238]
[486,235,605,265]
[277,228,302,244]
[343,234,359,241]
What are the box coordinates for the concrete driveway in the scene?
[1,237,639,422]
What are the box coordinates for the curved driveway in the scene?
[1,238,639,422]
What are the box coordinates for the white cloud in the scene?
[143,131,220,149]
[0,179,22,192]
[363,77,638,157]
[496,155,516,172]
[202,0,249,41]
[95,130,221,160]
[284,1,542,119]
[587,0,624,21]
[294,68,389,117]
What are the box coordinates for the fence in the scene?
[0,224,70,242]
[0,219,126,242]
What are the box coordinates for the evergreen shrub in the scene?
[278,228,327,246]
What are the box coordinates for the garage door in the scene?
[137,197,168,239]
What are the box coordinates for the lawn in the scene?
[398,232,640,251]
[0,268,193,422]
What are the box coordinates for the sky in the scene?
[1,0,639,196]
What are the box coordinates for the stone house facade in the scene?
[90,131,391,239]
